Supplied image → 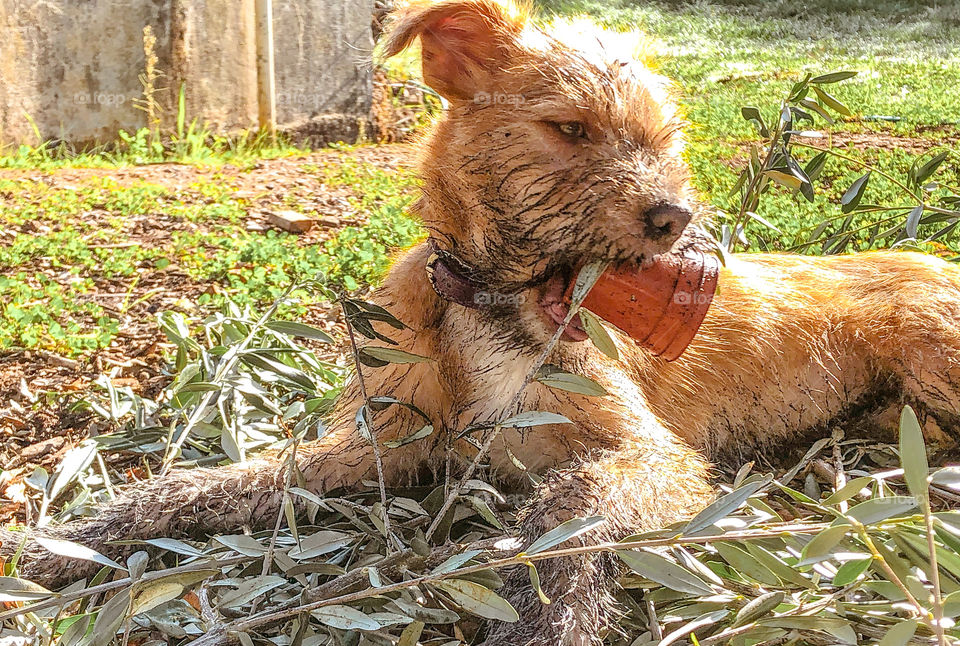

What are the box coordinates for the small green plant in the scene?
[721,71,959,256]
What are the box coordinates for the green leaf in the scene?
[899,405,929,500]
[824,476,874,505]
[760,616,856,643]
[398,621,425,646]
[832,556,871,585]
[214,534,267,557]
[810,71,858,84]
[878,619,918,646]
[368,396,432,421]
[130,580,184,616]
[59,614,91,646]
[433,579,519,622]
[35,536,126,571]
[240,351,315,391]
[788,73,812,101]
[143,537,205,558]
[660,610,730,646]
[312,604,381,631]
[175,381,221,393]
[288,530,353,560]
[741,106,769,137]
[525,516,605,555]
[616,549,714,595]
[360,346,432,364]
[765,170,803,190]
[392,598,460,624]
[535,365,607,396]
[811,86,852,117]
[798,98,835,124]
[913,151,950,186]
[432,550,483,575]
[846,496,917,525]
[841,172,871,214]
[521,561,551,605]
[683,477,769,535]
[266,320,334,343]
[467,495,504,529]
[731,591,784,627]
[931,466,960,490]
[580,308,619,360]
[126,550,149,581]
[905,205,924,240]
[350,298,407,329]
[45,440,98,508]
[571,261,608,305]
[804,151,829,180]
[356,405,373,443]
[383,424,434,448]
[744,543,814,588]
[235,383,283,416]
[727,168,749,198]
[218,575,287,609]
[943,589,960,617]
[0,576,55,602]
[714,542,782,586]
[745,210,782,233]
[90,588,130,646]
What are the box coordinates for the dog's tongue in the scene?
[562,249,720,361]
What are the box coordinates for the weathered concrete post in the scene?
[0,0,373,149]
[255,0,277,139]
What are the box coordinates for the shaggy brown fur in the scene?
[4,2,960,644]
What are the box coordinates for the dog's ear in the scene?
[381,0,525,102]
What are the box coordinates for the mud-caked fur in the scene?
[5,2,960,644]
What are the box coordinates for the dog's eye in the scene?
[554,121,587,140]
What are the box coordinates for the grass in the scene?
[0,123,308,171]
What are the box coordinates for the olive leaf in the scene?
[617,549,713,595]
[433,579,519,622]
[899,405,929,500]
[525,516,605,555]
[579,308,619,360]
[535,365,608,396]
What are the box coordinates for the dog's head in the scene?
[383,0,708,342]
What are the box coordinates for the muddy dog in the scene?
[4,1,960,644]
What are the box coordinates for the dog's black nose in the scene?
[645,202,692,241]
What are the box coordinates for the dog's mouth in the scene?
[538,272,589,342]
[534,255,657,343]
[535,248,721,360]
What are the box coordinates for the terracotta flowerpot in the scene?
[566,249,720,361]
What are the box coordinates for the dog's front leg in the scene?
[0,419,375,589]
[484,439,712,646]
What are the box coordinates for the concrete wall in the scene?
[274,0,374,145]
[0,0,372,149]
